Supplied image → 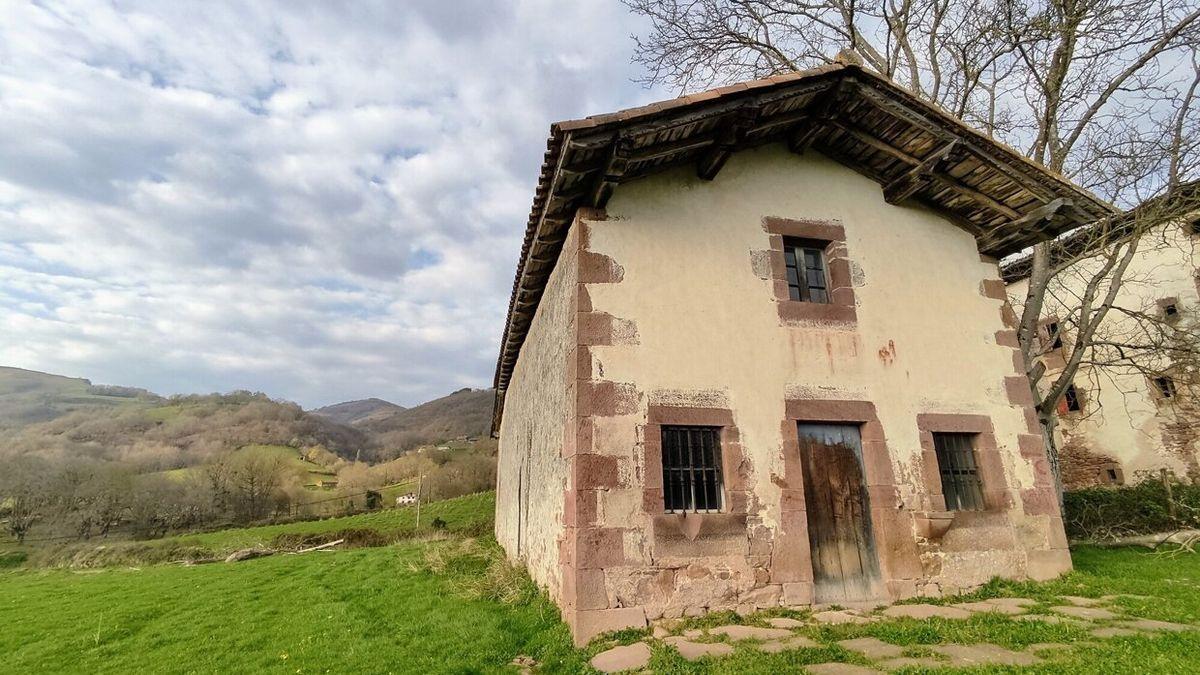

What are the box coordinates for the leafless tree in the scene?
[626,0,1200,495]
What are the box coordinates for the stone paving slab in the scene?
[1091,627,1141,639]
[1014,614,1092,627]
[837,637,904,660]
[986,597,1038,608]
[881,603,974,620]
[1117,619,1194,632]
[590,642,652,673]
[1051,605,1119,621]
[759,636,820,653]
[878,657,945,671]
[710,624,794,641]
[812,610,875,625]
[663,636,733,661]
[932,643,1040,667]
[766,617,806,628]
[1060,595,1103,607]
[953,600,1027,615]
[806,664,882,674]
[1026,642,1071,653]
[651,625,669,639]
[681,628,703,638]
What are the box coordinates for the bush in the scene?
[1064,478,1200,540]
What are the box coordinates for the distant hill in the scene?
[327,387,494,451]
[0,366,160,429]
[312,398,405,426]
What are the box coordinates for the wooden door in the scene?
[797,423,881,603]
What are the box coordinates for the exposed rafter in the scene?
[697,107,760,180]
[590,137,632,208]
[883,140,961,204]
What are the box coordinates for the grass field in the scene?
[4,493,1200,673]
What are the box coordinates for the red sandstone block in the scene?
[574,527,626,568]
[569,607,646,646]
[573,568,610,610]
[577,380,639,418]
[994,330,1020,348]
[1021,487,1060,517]
[578,250,624,284]
[574,454,620,489]
[1018,434,1045,458]
[1005,376,1035,406]
[980,279,1008,300]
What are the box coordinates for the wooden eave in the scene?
[492,63,1117,422]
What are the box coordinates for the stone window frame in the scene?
[642,405,748,517]
[1157,296,1182,322]
[916,414,1010,512]
[763,217,857,324]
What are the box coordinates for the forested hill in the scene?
[317,387,495,452]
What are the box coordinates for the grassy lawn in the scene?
[3,493,1200,673]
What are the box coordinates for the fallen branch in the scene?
[292,539,344,554]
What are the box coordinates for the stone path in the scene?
[581,592,1200,673]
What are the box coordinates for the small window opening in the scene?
[782,238,830,304]
[932,432,985,511]
[1064,384,1082,412]
[1164,303,1179,317]
[1154,376,1177,399]
[1044,321,1064,349]
[1106,468,1119,482]
[661,426,724,512]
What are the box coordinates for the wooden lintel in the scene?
[882,140,961,204]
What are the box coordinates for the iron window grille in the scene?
[782,238,830,303]
[932,432,986,511]
[1044,321,1064,349]
[660,425,724,512]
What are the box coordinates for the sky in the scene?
[0,1,667,408]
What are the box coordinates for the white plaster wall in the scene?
[587,145,1037,570]
[495,238,574,599]
[1008,223,1200,480]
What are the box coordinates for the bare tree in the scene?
[1,457,50,544]
[626,0,1200,495]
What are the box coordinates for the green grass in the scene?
[0,540,583,674]
[5,493,1200,673]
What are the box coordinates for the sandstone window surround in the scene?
[763,217,856,324]
[916,414,1010,513]
[642,405,750,540]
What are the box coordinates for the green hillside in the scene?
[0,366,156,429]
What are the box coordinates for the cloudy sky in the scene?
[0,1,666,408]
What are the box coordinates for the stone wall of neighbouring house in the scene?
[494,224,578,601]
[555,144,1067,639]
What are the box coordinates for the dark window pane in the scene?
[932,432,985,511]
[660,426,724,512]
[782,239,830,305]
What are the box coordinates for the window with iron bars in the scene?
[660,425,724,512]
[932,432,985,511]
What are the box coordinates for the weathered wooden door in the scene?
[797,423,881,603]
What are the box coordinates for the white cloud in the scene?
[0,0,663,406]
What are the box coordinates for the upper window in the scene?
[1153,376,1177,399]
[932,432,985,511]
[1164,302,1179,318]
[782,238,830,304]
[1064,383,1082,412]
[1044,321,1064,350]
[660,425,724,512]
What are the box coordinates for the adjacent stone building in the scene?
[492,63,1114,645]
[1004,195,1200,489]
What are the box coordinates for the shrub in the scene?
[1064,478,1200,540]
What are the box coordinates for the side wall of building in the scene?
[494,226,578,600]
[1006,223,1200,488]
[558,144,1066,641]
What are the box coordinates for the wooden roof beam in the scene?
[590,137,632,208]
[788,77,855,155]
[977,197,1072,252]
[697,107,760,180]
[882,140,962,205]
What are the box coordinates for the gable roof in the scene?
[493,62,1117,399]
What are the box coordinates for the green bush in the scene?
[1063,479,1200,540]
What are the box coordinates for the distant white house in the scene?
[395,492,417,506]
